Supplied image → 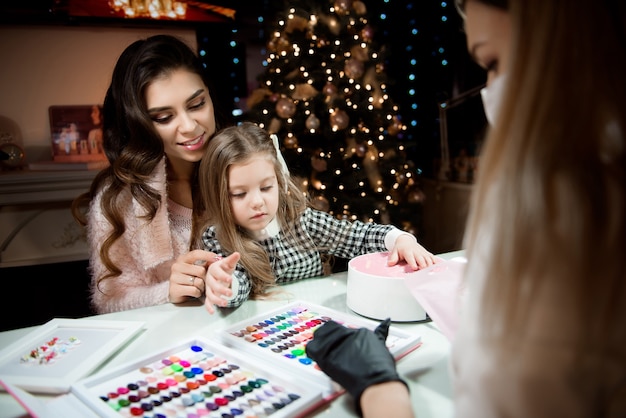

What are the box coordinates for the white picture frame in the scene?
[0,318,144,394]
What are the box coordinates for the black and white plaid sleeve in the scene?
[301,208,395,259]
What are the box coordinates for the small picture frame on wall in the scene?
[48,105,107,163]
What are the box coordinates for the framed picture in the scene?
[48,105,107,163]
[0,318,144,394]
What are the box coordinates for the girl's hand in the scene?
[204,252,240,314]
[168,249,216,304]
[387,235,438,270]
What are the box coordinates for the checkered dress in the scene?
[201,208,395,307]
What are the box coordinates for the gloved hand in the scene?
[305,318,407,415]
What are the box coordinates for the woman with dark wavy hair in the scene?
[72,34,228,314]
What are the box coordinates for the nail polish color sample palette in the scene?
[219,300,422,396]
[0,319,144,395]
[71,337,323,418]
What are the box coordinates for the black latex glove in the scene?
[306,318,407,415]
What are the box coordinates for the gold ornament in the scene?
[275,97,296,118]
[284,135,298,149]
[388,116,402,136]
[323,82,338,96]
[344,58,364,79]
[329,109,349,130]
[361,25,374,41]
[311,153,328,172]
[334,0,352,14]
[355,143,367,158]
[305,114,320,130]
[353,1,367,15]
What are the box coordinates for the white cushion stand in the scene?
[347,252,428,322]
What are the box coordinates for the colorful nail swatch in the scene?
[19,336,81,365]
[75,338,321,418]
[221,301,418,379]
[73,303,420,416]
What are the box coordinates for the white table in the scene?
[0,251,462,417]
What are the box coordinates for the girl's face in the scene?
[145,68,216,164]
[463,0,512,86]
[227,154,280,232]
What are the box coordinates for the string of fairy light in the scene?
[376,1,457,177]
[257,1,414,222]
[199,1,459,226]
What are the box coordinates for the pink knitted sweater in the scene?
[86,158,192,314]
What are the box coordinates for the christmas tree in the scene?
[244,0,424,234]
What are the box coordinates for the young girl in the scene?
[195,122,437,313]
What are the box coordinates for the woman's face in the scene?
[463,0,512,85]
[145,68,216,164]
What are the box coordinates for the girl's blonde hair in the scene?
[194,122,309,297]
[463,0,625,355]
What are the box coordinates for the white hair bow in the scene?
[270,133,290,178]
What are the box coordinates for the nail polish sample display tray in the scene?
[0,319,145,395]
[218,300,423,398]
[1,302,423,417]
[71,336,325,418]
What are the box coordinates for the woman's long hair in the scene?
[463,0,626,356]
[72,35,226,285]
[195,122,309,298]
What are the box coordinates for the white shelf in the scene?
[0,169,98,206]
[0,169,97,267]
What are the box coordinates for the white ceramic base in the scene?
[346,252,427,322]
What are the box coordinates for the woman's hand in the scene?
[388,234,438,270]
[306,319,409,416]
[168,249,216,304]
[204,252,240,314]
